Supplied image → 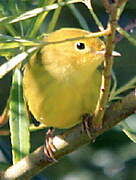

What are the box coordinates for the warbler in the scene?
[23,28,116,130]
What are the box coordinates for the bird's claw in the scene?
[44,128,57,162]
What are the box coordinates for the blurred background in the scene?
[0,0,136,179]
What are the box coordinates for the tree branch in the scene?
[92,0,128,129]
[1,91,136,180]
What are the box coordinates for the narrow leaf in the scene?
[9,68,30,164]
[0,34,39,49]
[68,4,89,30]
[0,47,37,79]
[0,0,82,24]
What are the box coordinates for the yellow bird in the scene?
[23,28,121,159]
[23,28,106,130]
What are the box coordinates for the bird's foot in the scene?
[44,127,57,162]
[82,113,96,141]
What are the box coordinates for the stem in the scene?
[117,25,136,46]
[92,0,128,129]
[83,0,104,31]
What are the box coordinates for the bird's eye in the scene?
[76,42,85,50]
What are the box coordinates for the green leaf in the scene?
[0,49,17,57]
[68,4,89,31]
[120,120,136,143]
[9,68,30,164]
[0,47,37,79]
[0,0,82,25]
[47,0,63,33]
[0,34,39,50]
[28,0,56,38]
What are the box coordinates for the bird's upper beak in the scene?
[96,50,121,56]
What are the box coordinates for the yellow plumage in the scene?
[23,28,105,128]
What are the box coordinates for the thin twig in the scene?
[41,28,111,45]
[0,29,111,79]
[110,76,136,101]
[83,0,104,31]
[115,19,136,43]
[116,25,136,46]
[92,0,128,129]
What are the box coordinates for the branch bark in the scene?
[1,91,136,180]
[92,0,128,129]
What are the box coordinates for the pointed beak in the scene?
[96,50,121,56]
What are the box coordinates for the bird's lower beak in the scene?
[96,50,121,56]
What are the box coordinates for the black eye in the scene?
[76,42,85,50]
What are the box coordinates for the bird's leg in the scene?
[44,127,57,162]
[82,113,95,140]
